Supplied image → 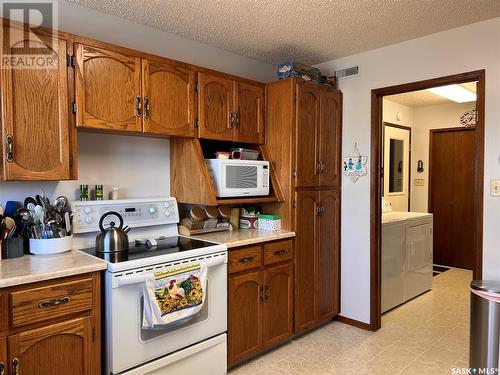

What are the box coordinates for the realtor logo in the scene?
[1,0,58,69]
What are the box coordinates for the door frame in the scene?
[370,70,485,330]
[383,122,412,211]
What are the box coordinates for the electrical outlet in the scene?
[414,178,424,187]
[490,180,500,196]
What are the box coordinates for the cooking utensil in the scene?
[95,211,129,253]
[64,211,71,236]
[4,201,18,217]
[24,196,37,208]
[55,196,68,213]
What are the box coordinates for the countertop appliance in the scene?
[73,198,228,375]
[382,206,433,313]
[205,159,270,197]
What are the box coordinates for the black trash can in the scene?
[470,280,500,374]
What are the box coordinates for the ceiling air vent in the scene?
[334,66,359,79]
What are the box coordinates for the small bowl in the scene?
[29,236,73,255]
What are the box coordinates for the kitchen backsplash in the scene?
[0,132,171,204]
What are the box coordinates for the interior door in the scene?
[319,89,342,187]
[295,83,320,188]
[142,59,195,137]
[228,270,263,366]
[262,263,293,349]
[75,43,142,132]
[8,317,92,375]
[1,30,70,180]
[197,73,234,141]
[383,124,411,211]
[430,128,475,269]
[294,190,318,333]
[234,82,264,144]
[316,189,340,322]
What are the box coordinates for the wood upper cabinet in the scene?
[142,59,195,137]
[262,263,293,349]
[319,90,342,187]
[0,337,6,375]
[294,190,318,332]
[234,82,264,143]
[295,83,342,188]
[75,43,142,132]
[228,270,263,365]
[316,189,340,322]
[197,72,234,141]
[295,83,321,187]
[1,29,70,180]
[8,317,93,375]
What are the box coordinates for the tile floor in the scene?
[230,267,472,375]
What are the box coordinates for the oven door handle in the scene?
[113,255,227,288]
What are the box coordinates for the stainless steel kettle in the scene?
[95,211,130,253]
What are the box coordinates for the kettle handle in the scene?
[99,211,124,232]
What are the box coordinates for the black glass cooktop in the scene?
[81,236,219,263]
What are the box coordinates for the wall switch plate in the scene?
[414,178,424,187]
[490,180,500,196]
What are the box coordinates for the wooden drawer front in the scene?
[263,240,293,265]
[10,278,94,328]
[228,246,262,274]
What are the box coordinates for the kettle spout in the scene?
[123,226,131,233]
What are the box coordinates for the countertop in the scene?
[191,229,295,249]
[0,250,107,289]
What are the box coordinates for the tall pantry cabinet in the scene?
[265,78,342,333]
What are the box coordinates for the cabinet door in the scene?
[8,317,93,375]
[75,43,142,132]
[142,59,195,137]
[316,189,340,322]
[294,190,319,333]
[0,337,6,375]
[319,89,342,187]
[295,83,320,188]
[197,73,234,141]
[228,271,263,365]
[262,263,293,349]
[234,82,264,144]
[1,31,70,180]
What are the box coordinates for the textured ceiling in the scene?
[385,82,477,108]
[65,0,500,65]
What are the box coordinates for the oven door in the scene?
[105,252,227,374]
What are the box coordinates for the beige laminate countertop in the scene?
[190,229,295,249]
[0,250,107,289]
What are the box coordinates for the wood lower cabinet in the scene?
[294,189,340,333]
[1,27,71,180]
[228,240,294,367]
[0,272,100,375]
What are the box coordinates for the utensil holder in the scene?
[29,236,73,255]
[1,237,28,259]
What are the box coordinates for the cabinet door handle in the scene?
[6,135,13,163]
[273,249,287,256]
[238,256,254,264]
[12,358,19,375]
[259,286,264,303]
[38,295,71,308]
[0,361,5,375]
[143,96,150,119]
[264,285,269,302]
[135,95,142,117]
[229,112,234,128]
[315,160,321,175]
[234,111,239,129]
[320,160,325,174]
[315,202,322,216]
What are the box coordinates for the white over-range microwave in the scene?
[205,159,270,197]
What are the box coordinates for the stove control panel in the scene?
[72,198,179,234]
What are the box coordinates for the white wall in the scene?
[316,17,500,324]
[411,102,476,212]
[383,100,414,128]
[0,2,276,212]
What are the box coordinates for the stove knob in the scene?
[164,210,171,217]
[164,202,170,208]
[84,207,92,214]
[149,207,156,214]
[85,216,93,224]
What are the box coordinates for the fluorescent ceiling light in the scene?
[427,85,476,103]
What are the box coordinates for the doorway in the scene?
[370,70,485,330]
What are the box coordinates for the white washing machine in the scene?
[382,199,433,313]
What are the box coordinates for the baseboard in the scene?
[335,315,373,331]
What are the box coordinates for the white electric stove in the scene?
[72,198,228,375]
